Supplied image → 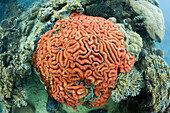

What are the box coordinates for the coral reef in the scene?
[144,54,170,112]
[124,30,143,60]
[12,88,28,108]
[117,24,143,61]
[22,20,34,36]
[0,61,13,105]
[10,47,33,78]
[129,1,165,42]
[0,0,169,112]
[111,67,143,103]
[85,0,133,21]
[28,7,40,20]
[31,13,135,110]
[0,15,32,112]
[38,0,85,22]
[0,58,28,112]
[132,15,146,31]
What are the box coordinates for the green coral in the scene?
[144,54,170,112]
[111,67,143,103]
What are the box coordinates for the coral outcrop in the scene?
[0,54,28,112]
[85,0,133,20]
[31,13,135,110]
[144,54,170,112]
[129,1,165,42]
[111,67,143,103]
[38,0,84,22]
[124,30,143,60]
[117,24,143,61]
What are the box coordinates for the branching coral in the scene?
[0,53,28,112]
[144,54,170,112]
[0,61,13,105]
[12,88,28,108]
[31,13,135,110]
[111,67,143,103]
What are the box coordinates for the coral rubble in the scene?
[31,13,135,110]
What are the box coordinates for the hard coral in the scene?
[31,13,135,109]
[144,54,170,112]
[111,67,143,103]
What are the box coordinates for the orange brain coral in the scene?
[31,13,135,110]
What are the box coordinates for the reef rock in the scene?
[130,1,165,42]
[12,104,35,113]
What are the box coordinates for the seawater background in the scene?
[156,0,170,65]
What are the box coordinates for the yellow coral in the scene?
[145,54,170,112]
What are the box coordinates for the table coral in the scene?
[31,13,135,110]
[145,54,170,112]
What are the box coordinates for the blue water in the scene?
[156,0,170,65]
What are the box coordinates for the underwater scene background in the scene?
[156,0,170,65]
[0,0,169,113]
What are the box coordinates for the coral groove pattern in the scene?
[31,13,135,110]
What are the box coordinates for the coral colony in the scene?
[0,0,169,113]
[31,13,135,110]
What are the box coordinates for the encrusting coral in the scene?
[31,13,135,110]
[111,67,143,103]
[38,0,84,22]
[124,30,143,59]
[116,24,143,61]
[144,54,170,113]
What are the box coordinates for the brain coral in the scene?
[31,13,135,110]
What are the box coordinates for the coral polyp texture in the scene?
[145,54,170,112]
[111,67,143,103]
[31,13,135,110]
